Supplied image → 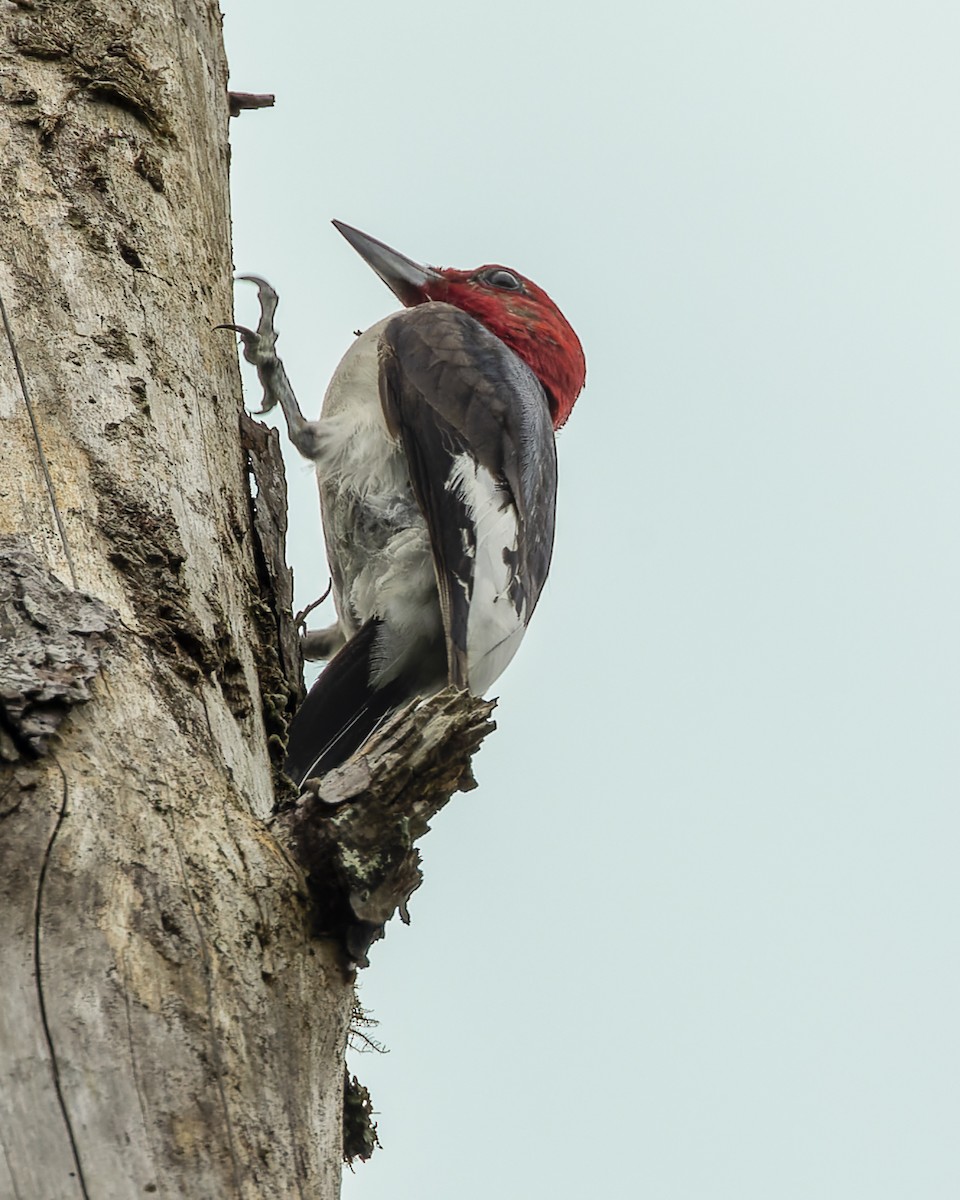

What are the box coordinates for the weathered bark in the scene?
[277,689,497,965]
[0,3,353,1196]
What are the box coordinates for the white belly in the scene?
[314,318,438,649]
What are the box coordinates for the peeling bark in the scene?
[274,688,497,965]
[240,411,304,796]
[0,536,116,760]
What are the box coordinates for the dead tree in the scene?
[0,3,492,1197]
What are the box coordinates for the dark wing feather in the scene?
[285,618,401,784]
[378,303,557,691]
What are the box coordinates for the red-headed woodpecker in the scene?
[231,223,586,786]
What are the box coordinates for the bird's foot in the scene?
[295,578,333,630]
[302,623,346,662]
[217,275,282,413]
[296,582,344,662]
[220,277,329,460]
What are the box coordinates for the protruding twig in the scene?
[228,91,276,117]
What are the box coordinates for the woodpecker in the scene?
[232,222,586,786]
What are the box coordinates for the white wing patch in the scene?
[445,453,528,695]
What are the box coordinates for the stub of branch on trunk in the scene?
[228,91,276,117]
[271,687,497,965]
[0,536,116,763]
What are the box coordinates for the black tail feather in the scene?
[285,619,410,786]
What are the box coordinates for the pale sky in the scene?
[224,2,960,1196]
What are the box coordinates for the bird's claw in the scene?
[215,320,257,353]
[217,275,284,412]
[220,272,327,460]
[295,580,334,631]
[237,274,280,336]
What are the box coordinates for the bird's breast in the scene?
[317,316,408,497]
[316,316,436,639]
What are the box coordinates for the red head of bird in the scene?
[333,221,586,429]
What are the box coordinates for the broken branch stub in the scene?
[272,687,497,965]
[228,91,276,117]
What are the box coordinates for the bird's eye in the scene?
[480,268,522,291]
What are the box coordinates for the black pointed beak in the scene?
[332,220,443,307]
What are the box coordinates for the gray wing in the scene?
[378,302,557,693]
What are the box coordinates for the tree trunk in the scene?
[0,3,353,1196]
